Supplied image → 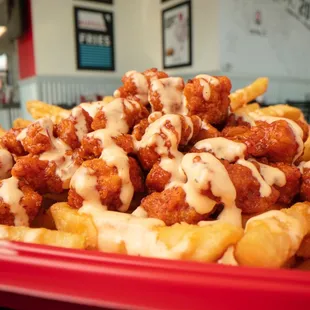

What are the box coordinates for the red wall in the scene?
[17,0,35,79]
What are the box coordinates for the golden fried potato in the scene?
[50,202,97,250]
[103,96,114,104]
[50,202,243,262]
[235,202,310,268]
[0,224,85,249]
[158,222,243,262]
[13,118,32,129]
[256,104,303,121]
[230,77,268,111]
[27,100,71,123]
[234,103,260,115]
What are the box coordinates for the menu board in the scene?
[74,7,115,71]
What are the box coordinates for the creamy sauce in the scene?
[91,129,134,211]
[138,114,194,186]
[70,166,103,210]
[298,161,310,173]
[0,177,28,226]
[114,70,149,105]
[0,149,13,179]
[249,159,286,187]
[194,138,246,162]
[195,75,219,101]
[27,118,78,186]
[71,107,88,142]
[181,153,237,215]
[149,77,186,114]
[80,101,106,118]
[236,159,272,197]
[217,246,239,266]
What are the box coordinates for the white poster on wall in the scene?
[162,1,192,69]
[220,0,310,79]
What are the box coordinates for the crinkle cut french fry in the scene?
[0,224,85,249]
[50,202,98,250]
[235,202,310,268]
[255,104,303,121]
[234,103,260,116]
[230,77,268,111]
[13,118,32,129]
[26,100,71,123]
[158,223,243,262]
[51,203,243,262]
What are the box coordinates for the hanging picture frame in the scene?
[74,7,115,71]
[162,1,192,69]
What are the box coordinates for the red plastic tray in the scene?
[0,240,310,310]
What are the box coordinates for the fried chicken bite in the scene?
[225,162,280,214]
[81,132,134,160]
[270,162,301,204]
[137,114,198,170]
[140,186,209,226]
[56,107,93,149]
[18,122,52,155]
[0,149,13,179]
[184,75,232,125]
[91,98,149,132]
[149,77,185,114]
[68,157,144,210]
[11,156,63,194]
[189,121,220,145]
[224,120,300,164]
[0,128,26,156]
[142,68,169,83]
[114,69,168,106]
[146,162,171,193]
[301,167,310,202]
[0,177,42,226]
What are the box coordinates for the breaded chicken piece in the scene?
[68,157,144,210]
[223,121,299,163]
[140,186,209,226]
[56,107,93,149]
[225,162,280,214]
[12,156,63,194]
[0,128,26,156]
[0,178,42,226]
[301,167,310,202]
[184,75,232,125]
[91,99,149,131]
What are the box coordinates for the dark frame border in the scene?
[74,0,113,4]
[74,6,115,71]
[162,0,192,69]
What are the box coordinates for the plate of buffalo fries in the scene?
[0,68,310,309]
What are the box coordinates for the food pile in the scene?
[0,68,310,270]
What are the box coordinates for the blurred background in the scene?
[0,0,309,129]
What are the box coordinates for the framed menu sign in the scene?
[162,1,192,69]
[74,7,115,71]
